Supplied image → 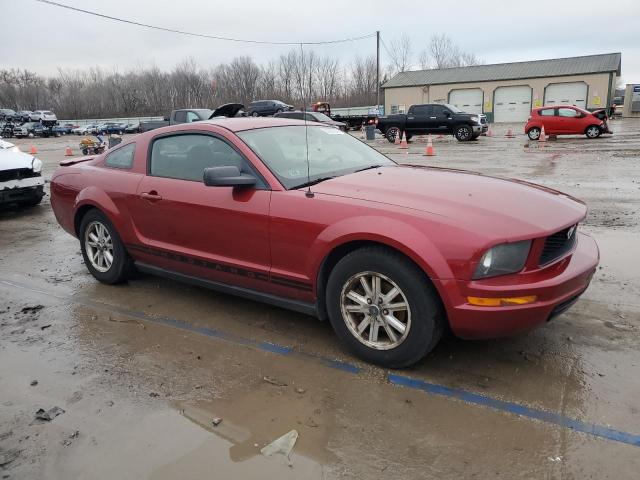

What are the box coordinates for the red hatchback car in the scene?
[525,105,611,140]
[50,118,599,367]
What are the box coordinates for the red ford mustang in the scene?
[50,118,599,367]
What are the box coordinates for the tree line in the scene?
[0,35,480,120]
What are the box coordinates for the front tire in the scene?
[251,111,259,117]
[454,125,472,141]
[585,125,601,138]
[79,209,133,284]
[326,246,445,368]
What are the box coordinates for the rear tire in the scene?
[585,125,601,138]
[385,126,400,143]
[326,246,445,368]
[251,111,259,117]
[454,125,472,141]
[527,127,541,140]
[79,209,133,285]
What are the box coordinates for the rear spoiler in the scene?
[59,155,94,166]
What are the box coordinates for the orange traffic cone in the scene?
[65,146,73,156]
[505,127,515,138]
[487,125,493,137]
[539,125,547,142]
[399,132,408,149]
[29,145,37,154]
[394,130,401,145]
[424,134,435,156]
[360,125,365,139]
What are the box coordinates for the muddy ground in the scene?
[1,119,639,479]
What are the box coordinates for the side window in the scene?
[539,109,555,116]
[186,111,200,123]
[150,134,248,182]
[173,111,187,123]
[411,105,432,116]
[431,105,445,116]
[105,143,135,169]
[558,108,578,118]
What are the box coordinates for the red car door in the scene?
[128,131,272,292]
[537,108,559,134]
[556,107,581,133]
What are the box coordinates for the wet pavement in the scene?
[1,120,639,479]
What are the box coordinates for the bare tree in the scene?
[388,33,413,74]
[419,34,483,69]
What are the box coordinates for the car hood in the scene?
[311,165,586,240]
[0,148,37,170]
[210,103,245,118]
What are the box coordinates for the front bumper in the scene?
[472,124,489,134]
[437,232,599,339]
[0,183,44,205]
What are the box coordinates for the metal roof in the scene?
[382,53,621,88]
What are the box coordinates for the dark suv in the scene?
[247,100,293,117]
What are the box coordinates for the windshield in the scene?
[237,125,394,190]
[444,104,463,113]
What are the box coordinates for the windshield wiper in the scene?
[293,176,335,190]
[354,165,384,173]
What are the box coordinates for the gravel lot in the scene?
[1,119,639,479]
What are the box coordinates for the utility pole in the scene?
[376,30,380,112]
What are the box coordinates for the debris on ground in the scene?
[263,376,287,387]
[30,380,38,386]
[211,417,222,427]
[260,429,299,466]
[40,324,52,330]
[149,392,159,397]
[20,305,44,314]
[35,406,65,422]
[0,449,20,467]
[62,430,80,446]
[295,388,306,394]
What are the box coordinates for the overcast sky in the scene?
[1,0,639,84]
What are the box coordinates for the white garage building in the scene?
[382,53,621,123]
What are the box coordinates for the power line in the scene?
[34,0,376,45]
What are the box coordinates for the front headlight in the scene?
[31,157,43,173]
[470,116,479,123]
[473,240,531,279]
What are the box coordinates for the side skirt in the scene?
[135,262,318,318]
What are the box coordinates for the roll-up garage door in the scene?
[493,86,532,122]
[449,89,484,114]
[544,82,587,108]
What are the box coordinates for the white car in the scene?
[73,124,97,135]
[29,110,57,123]
[0,139,45,206]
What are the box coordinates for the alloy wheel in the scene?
[84,221,114,273]
[340,271,411,350]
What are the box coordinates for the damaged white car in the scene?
[0,139,44,207]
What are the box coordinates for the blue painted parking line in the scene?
[2,278,638,447]
[388,373,640,448]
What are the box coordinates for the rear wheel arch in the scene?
[315,240,446,323]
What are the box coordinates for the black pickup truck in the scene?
[377,103,487,143]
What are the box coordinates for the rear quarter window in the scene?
[105,143,135,169]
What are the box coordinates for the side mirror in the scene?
[203,166,256,188]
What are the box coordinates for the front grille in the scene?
[480,117,487,124]
[539,225,577,266]
[0,168,38,182]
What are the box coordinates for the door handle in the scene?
[430,116,437,119]
[140,191,162,202]
[407,116,415,119]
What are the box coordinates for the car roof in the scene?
[201,117,323,132]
